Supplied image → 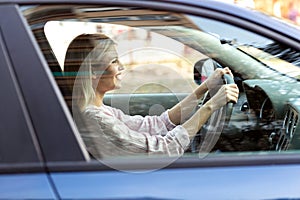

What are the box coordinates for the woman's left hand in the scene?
[204,67,233,92]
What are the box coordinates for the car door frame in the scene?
[11,0,300,169]
[0,3,62,199]
[10,0,300,163]
[0,3,89,163]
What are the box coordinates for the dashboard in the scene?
[212,79,300,152]
[281,102,300,150]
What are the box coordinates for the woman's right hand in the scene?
[206,83,239,111]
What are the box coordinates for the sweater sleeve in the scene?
[108,106,177,136]
[80,106,190,158]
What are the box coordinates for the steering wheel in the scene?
[223,74,234,125]
[190,72,235,154]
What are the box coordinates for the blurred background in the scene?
[221,0,300,25]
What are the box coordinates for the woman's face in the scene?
[92,45,124,94]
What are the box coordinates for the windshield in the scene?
[238,44,300,80]
[187,15,300,80]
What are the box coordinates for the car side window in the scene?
[44,20,200,93]
[22,5,300,162]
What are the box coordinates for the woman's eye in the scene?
[111,59,118,64]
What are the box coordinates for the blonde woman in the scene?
[64,33,239,158]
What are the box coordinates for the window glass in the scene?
[22,5,300,162]
[187,15,300,78]
[44,21,201,94]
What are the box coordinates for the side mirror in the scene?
[193,58,218,85]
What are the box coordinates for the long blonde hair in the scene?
[64,33,115,111]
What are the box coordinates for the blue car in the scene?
[1,0,300,199]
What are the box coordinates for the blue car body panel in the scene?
[51,164,300,200]
[0,173,57,199]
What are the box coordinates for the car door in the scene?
[0,4,57,199]
[17,0,300,199]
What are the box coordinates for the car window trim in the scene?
[13,0,300,49]
[1,4,89,162]
[0,14,43,164]
[46,153,300,172]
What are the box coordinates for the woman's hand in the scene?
[206,83,239,111]
[204,67,233,93]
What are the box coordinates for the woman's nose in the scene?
[118,63,125,71]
